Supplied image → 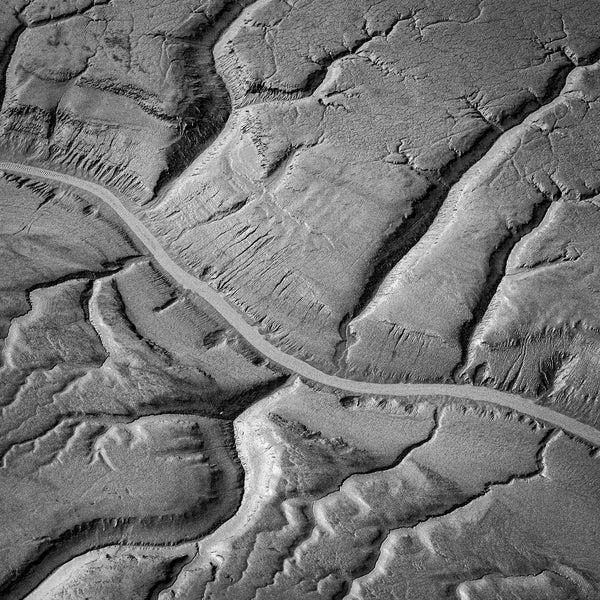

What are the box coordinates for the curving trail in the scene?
[2,161,600,447]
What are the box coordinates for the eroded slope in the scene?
[0,173,282,598]
[126,381,600,600]
[0,0,252,199]
[1,0,600,598]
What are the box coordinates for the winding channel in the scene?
[2,160,600,447]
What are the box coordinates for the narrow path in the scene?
[2,161,600,447]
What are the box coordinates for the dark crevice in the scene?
[0,256,141,372]
[331,579,350,600]
[110,277,175,364]
[251,414,553,598]
[78,280,94,323]
[510,248,581,273]
[0,24,26,106]
[239,12,416,109]
[0,499,227,600]
[0,413,252,600]
[319,409,440,592]
[0,415,78,466]
[45,109,57,142]
[334,128,497,370]
[344,427,556,592]
[241,57,343,105]
[1,1,259,204]
[12,255,144,341]
[213,375,290,421]
[263,144,301,179]
[559,42,600,68]
[241,80,307,105]
[145,550,198,600]
[152,294,180,313]
[536,352,573,397]
[204,195,250,223]
[332,312,351,367]
[1,2,111,104]
[313,11,416,75]
[336,56,584,369]
[455,193,554,381]
[334,406,439,490]
[151,0,259,202]
[414,427,554,525]
[22,2,111,30]
[245,502,314,600]
[22,256,143,305]
[252,407,440,599]
[1,172,60,209]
